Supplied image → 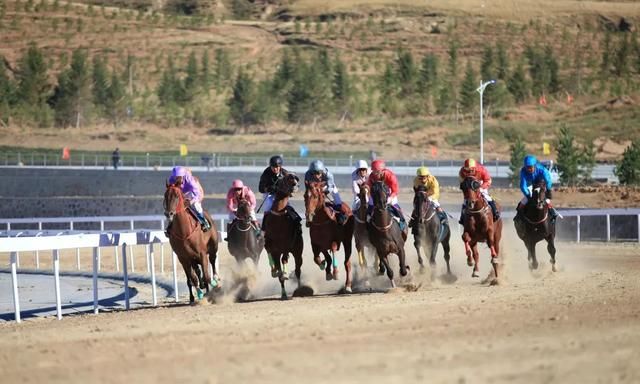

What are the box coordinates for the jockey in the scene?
[168,166,210,232]
[458,158,499,223]
[226,179,260,228]
[258,154,302,223]
[305,159,346,224]
[367,159,407,231]
[516,155,560,222]
[351,159,370,210]
[410,166,448,227]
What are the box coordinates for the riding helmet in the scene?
[523,155,537,167]
[356,159,368,170]
[269,155,283,167]
[371,159,386,172]
[232,179,244,189]
[309,160,325,172]
[416,166,430,176]
[463,158,476,170]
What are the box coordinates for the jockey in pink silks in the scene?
[168,166,210,231]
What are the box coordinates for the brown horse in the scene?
[164,181,219,303]
[262,173,304,299]
[228,198,264,266]
[460,177,502,283]
[514,180,557,272]
[304,181,355,292]
[368,181,409,287]
[412,186,452,276]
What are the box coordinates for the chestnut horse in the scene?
[368,181,409,287]
[228,198,264,266]
[262,173,304,299]
[304,181,355,292]
[460,177,502,283]
[164,181,219,303]
[412,186,452,275]
[514,180,557,272]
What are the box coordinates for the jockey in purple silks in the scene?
[168,166,210,232]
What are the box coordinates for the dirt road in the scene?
[1,240,639,383]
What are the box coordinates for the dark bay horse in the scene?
[515,181,557,272]
[412,186,452,275]
[354,184,378,281]
[262,173,304,299]
[164,181,219,303]
[368,181,409,287]
[460,177,502,283]
[228,198,264,266]
[304,181,355,292]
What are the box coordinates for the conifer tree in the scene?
[418,53,438,97]
[612,33,630,77]
[201,49,211,92]
[614,140,640,185]
[105,67,126,127]
[396,48,418,96]
[50,48,92,128]
[480,45,495,105]
[16,43,50,106]
[92,56,109,113]
[214,48,232,92]
[228,68,256,126]
[495,41,509,80]
[556,125,580,186]
[459,61,477,114]
[509,136,527,185]
[508,61,528,104]
[579,140,596,184]
[544,45,560,94]
[184,51,199,101]
[332,56,352,111]
[0,57,14,106]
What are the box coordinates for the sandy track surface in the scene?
[1,240,639,383]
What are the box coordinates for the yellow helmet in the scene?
[416,166,430,176]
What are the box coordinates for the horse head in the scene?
[460,177,483,210]
[304,181,326,223]
[164,179,185,224]
[275,173,299,200]
[529,181,547,211]
[372,181,389,210]
[235,197,252,221]
[414,185,433,223]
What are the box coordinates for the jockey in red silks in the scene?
[226,179,259,226]
[367,159,407,231]
[168,166,210,231]
[458,158,499,223]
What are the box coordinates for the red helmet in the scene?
[371,160,386,172]
[463,158,477,171]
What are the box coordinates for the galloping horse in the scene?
[460,177,502,283]
[514,180,557,272]
[368,181,409,287]
[304,181,355,292]
[164,181,219,303]
[412,186,452,275]
[228,198,264,266]
[354,184,378,278]
[262,173,304,299]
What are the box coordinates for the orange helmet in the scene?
[463,158,477,171]
[371,159,386,172]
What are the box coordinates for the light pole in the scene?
[477,79,496,164]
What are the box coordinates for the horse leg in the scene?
[208,238,220,287]
[471,242,480,278]
[200,252,212,293]
[547,235,557,272]
[312,243,325,271]
[414,231,425,273]
[398,245,409,278]
[442,230,452,275]
[343,238,353,293]
[322,250,333,281]
[272,253,287,299]
[528,240,538,270]
[381,254,395,288]
[281,253,290,281]
[462,232,474,267]
[182,263,200,303]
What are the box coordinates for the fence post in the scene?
[97,247,101,272]
[145,244,150,273]
[172,251,179,302]
[130,245,135,272]
[122,244,130,311]
[76,248,80,270]
[606,214,611,242]
[53,249,62,320]
[576,215,581,243]
[150,244,157,306]
[637,214,640,244]
[93,247,99,314]
[161,244,165,275]
[10,252,21,323]
[114,246,119,272]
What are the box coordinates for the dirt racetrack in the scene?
[1,235,640,383]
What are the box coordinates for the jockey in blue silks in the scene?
[516,155,560,222]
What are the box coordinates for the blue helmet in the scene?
[309,160,325,172]
[523,155,537,167]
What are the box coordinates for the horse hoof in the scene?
[490,278,500,286]
[552,264,558,272]
[532,261,539,270]
[271,268,278,278]
[345,286,353,294]
[419,264,426,274]
[472,270,480,278]
[280,293,288,300]
[197,290,204,300]
[318,260,327,271]
[282,273,289,281]
[325,272,333,281]
[467,257,474,267]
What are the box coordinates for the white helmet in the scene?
[356,159,368,170]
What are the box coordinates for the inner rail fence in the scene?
[1,209,638,324]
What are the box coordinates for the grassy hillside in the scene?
[0,0,639,161]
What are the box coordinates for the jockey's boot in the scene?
[436,208,448,225]
[408,217,416,228]
[548,205,560,222]
[334,203,347,225]
[488,200,500,221]
[197,212,210,232]
[252,220,262,238]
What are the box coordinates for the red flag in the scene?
[567,93,574,104]
[61,147,70,160]
[430,146,438,158]
[538,95,547,106]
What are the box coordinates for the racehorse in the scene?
[262,173,304,299]
[412,186,452,275]
[227,197,264,266]
[514,180,557,272]
[460,176,502,283]
[368,181,409,287]
[164,180,219,303]
[354,184,378,281]
[304,181,355,292]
